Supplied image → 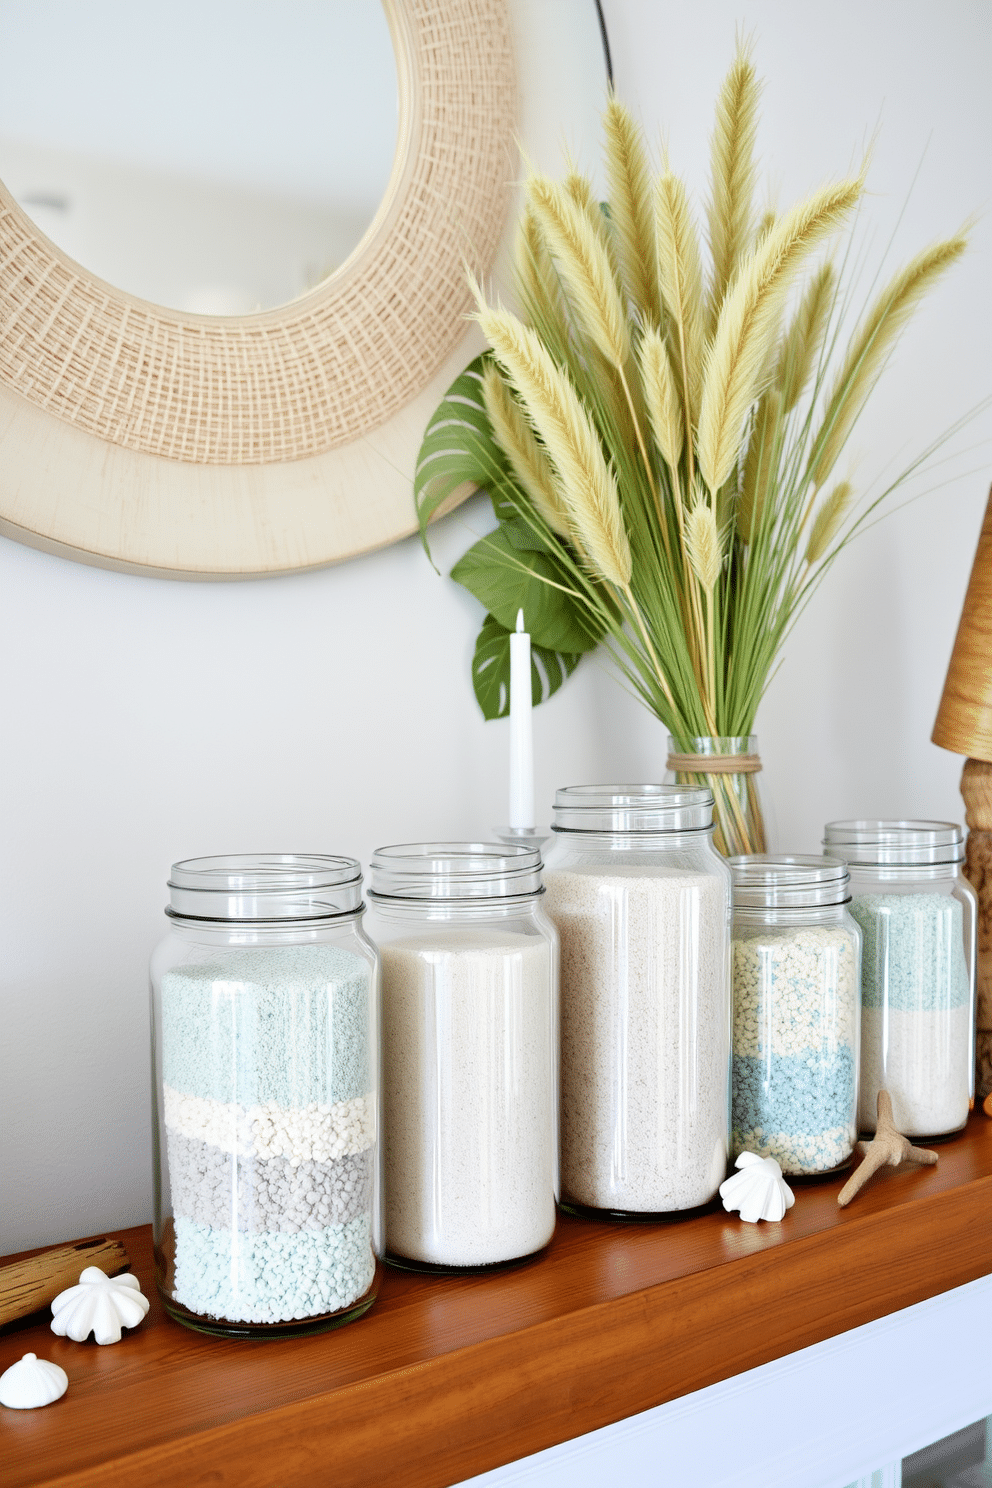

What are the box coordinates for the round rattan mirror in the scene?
[0,0,607,579]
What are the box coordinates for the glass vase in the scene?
[666,734,768,857]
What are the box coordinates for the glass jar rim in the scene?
[666,734,757,752]
[552,783,713,834]
[729,853,850,908]
[368,841,543,900]
[823,819,964,866]
[167,853,363,921]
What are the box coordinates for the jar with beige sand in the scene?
[367,843,558,1270]
[543,786,732,1218]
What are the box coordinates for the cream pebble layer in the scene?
[163,1085,374,1164]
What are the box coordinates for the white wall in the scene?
[2,0,990,1253]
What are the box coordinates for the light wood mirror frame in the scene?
[0,0,517,578]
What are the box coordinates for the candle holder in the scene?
[492,826,550,853]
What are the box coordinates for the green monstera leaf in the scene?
[415,355,599,717]
[471,614,582,721]
[414,355,506,562]
[451,527,601,654]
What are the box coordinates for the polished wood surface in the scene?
[3,1115,992,1488]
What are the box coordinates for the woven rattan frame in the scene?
[0,0,514,468]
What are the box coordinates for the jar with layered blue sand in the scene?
[823,820,976,1140]
[150,855,380,1337]
[729,855,861,1176]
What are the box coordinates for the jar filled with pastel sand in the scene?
[150,855,381,1337]
[542,786,732,1219]
[366,843,558,1272]
[823,821,977,1139]
[729,855,861,1176]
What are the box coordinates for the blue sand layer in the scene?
[732,1047,856,1149]
[161,944,370,1106]
[172,1213,375,1324]
[849,893,969,1012]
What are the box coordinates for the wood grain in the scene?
[933,483,992,760]
[3,1115,991,1488]
[0,1239,129,1328]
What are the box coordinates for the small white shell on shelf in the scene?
[719,1152,796,1223]
[0,1353,68,1409]
[51,1266,150,1346]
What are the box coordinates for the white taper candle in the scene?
[509,608,535,830]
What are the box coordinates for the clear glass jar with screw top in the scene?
[542,785,732,1218]
[729,855,861,1176]
[366,843,558,1272]
[150,854,381,1337]
[823,820,976,1138]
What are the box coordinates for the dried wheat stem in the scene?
[804,480,853,566]
[776,261,835,411]
[697,172,864,495]
[807,234,967,489]
[527,175,630,368]
[481,364,572,540]
[706,43,761,332]
[655,170,706,480]
[685,502,722,724]
[621,583,679,713]
[475,302,632,589]
[603,96,662,327]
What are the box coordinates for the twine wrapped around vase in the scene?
[666,738,767,856]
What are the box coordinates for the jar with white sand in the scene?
[729,855,861,1176]
[823,821,976,1139]
[543,786,732,1218]
[367,843,558,1271]
[150,855,381,1337]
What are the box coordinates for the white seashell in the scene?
[0,1353,68,1409]
[719,1151,796,1223]
[51,1266,150,1346]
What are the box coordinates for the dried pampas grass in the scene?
[434,37,971,856]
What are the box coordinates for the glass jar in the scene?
[150,855,380,1338]
[729,855,861,1176]
[666,734,768,856]
[366,843,558,1272]
[823,820,977,1139]
[542,785,731,1218]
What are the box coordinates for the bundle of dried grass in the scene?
[418,41,970,855]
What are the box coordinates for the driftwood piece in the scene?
[0,1237,129,1328]
[837,1091,939,1208]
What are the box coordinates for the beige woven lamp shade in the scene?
[933,484,992,761]
[933,480,992,1109]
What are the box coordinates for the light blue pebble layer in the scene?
[732,1048,856,1172]
[849,893,968,1012]
[173,1213,375,1323]
[161,945,370,1106]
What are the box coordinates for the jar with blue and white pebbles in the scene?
[729,855,861,1176]
[823,821,976,1139]
[150,855,380,1337]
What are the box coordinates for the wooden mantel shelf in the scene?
[4,1115,992,1488]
